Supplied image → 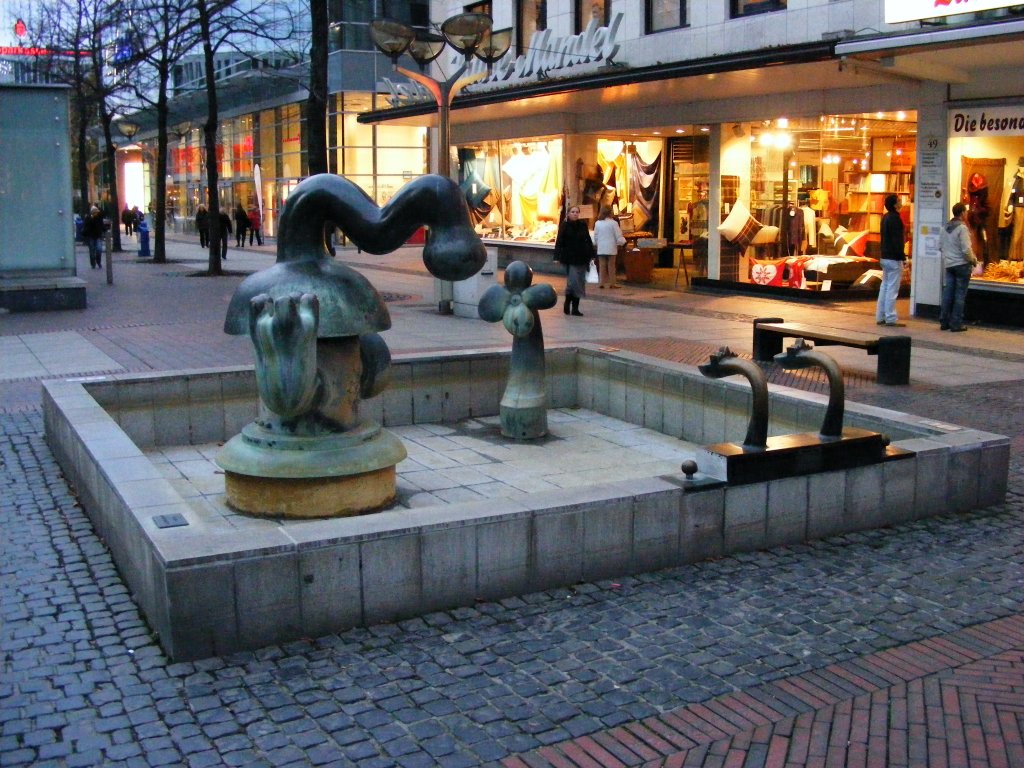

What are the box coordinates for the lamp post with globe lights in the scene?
[370,13,511,312]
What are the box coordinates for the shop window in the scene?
[517,0,547,56]
[575,0,609,33]
[457,137,563,243]
[730,0,785,18]
[646,0,684,33]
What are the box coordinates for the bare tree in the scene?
[18,0,129,252]
[191,0,299,275]
[120,0,204,263]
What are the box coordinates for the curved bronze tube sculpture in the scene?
[224,173,487,337]
[698,347,769,451]
[774,339,844,439]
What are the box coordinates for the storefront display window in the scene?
[705,113,918,291]
[458,137,564,244]
[948,108,1024,285]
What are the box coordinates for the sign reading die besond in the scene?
[886,0,1024,23]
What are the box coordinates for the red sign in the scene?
[0,46,90,57]
[14,19,27,38]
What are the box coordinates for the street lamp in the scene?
[116,120,139,142]
[370,12,511,178]
[371,12,511,313]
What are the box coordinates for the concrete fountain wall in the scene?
[43,345,1010,660]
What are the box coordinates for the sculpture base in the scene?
[223,466,398,518]
[217,420,407,518]
[697,427,906,485]
[500,404,548,440]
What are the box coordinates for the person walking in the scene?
[121,204,134,237]
[593,205,626,289]
[218,210,232,260]
[939,202,978,332]
[195,205,209,248]
[233,203,249,248]
[82,206,105,269]
[876,193,907,327]
[247,206,263,246]
[553,204,596,317]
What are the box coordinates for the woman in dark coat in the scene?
[233,203,249,247]
[553,204,595,316]
[195,205,209,248]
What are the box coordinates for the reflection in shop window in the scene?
[575,0,608,32]
[647,0,684,33]
[730,0,785,17]
[517,0,547,55]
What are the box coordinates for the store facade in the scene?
[362,1,1024,321]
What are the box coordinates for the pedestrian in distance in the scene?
[553,204,596,317]
[247,206,263,246]
[121,204,134,236]
[195,204,209,249]
[219,210,232,260]
[233,203,249,248]
[593,205,626,289]
[876,193,907,327]
[938,201,978,332]
[82,205,105,269]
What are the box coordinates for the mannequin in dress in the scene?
[1006,157,1024,262]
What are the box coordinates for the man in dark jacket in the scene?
[218,210,232,260]
[875,193,906,327]
[82,206,106,268]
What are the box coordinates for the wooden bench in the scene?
[752,317,911,385]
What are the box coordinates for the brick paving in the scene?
[2,239,1023,767]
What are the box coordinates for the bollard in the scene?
[104,228,113,285]
[138,218,151,258]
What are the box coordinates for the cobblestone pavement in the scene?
[2,241,1023,766]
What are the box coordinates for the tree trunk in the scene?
[153,58,171,263]
[306,0,328,177]
[198,0,223,276]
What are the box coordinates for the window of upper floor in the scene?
[730,0,785,18]
[328,0,429,53]
[647,0,685,33]
[464,1,493,15]
[575,0,609,33]
[517,0,547,56]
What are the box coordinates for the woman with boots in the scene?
[553,204,596,316]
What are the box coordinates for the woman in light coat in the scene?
[593,206,626,288]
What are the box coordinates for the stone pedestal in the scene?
[218,421,407,518]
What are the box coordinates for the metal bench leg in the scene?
[752,317,786,361]
[877,335,911,385]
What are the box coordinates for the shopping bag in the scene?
[586,260,599,284]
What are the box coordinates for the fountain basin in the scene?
[43,345,1009,660]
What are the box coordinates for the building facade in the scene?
[362,0,1024,324]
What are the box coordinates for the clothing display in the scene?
[1007,164,1024,262]
[626,146,662,233]
[462,139,564,243]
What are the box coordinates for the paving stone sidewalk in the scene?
[2,241,1023,766]
[2,396,1022,766]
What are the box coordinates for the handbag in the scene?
[586,260,599,284]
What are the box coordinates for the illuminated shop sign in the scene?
[886,0,1023,23]
[949,106,1024,137]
